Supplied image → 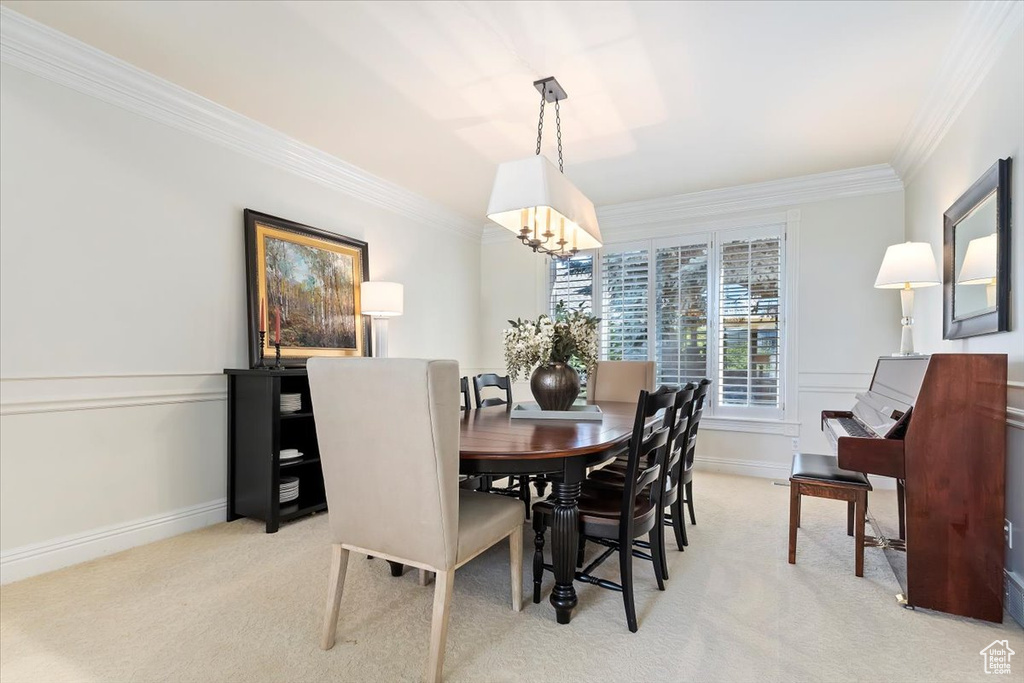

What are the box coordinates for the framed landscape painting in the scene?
[244,210,370,367]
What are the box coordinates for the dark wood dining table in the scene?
[459,400,640,624]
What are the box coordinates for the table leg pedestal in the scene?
[549,479,581,624]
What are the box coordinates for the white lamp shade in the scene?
[874,242,940,289]
[486,155,602,250]
[360,281,403,317]
[957,233,997,284]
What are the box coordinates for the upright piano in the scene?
[821,354,1007,623]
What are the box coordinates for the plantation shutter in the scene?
[717,233,783,412]
[655,241,709,387]
[600,248,650,361]
[549,254,594,315]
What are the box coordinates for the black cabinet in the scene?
[225,368,326,533]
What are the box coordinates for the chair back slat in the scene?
[685,379,712,468]
[618,387,678,526]
[460,376,471,411]
[473,373,513,408]
[664,383,696,477]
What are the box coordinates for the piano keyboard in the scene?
[823,415,879,453]
[837,416,873,438]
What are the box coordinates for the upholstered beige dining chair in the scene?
[586,360,656,403]
[308,358,525,683]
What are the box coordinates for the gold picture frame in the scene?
[244,210,371,366]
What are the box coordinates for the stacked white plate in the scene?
[280,448,303,462]
[280,476,300,503]
[280,393,302,414]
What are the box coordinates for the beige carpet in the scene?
[1,472,1020,683]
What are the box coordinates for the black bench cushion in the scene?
[790,453,871,489]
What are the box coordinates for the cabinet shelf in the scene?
[225,368,326,533]
[280,501,327,522]
[280,457,321,469]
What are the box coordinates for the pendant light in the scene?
[486,77,602,260]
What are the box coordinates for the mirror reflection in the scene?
[952,192,997,320]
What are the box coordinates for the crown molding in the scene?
[891,1,1024,184]
[481,223,514,245]
[481,164,900,245]
[0,7,481,241]
[595,164,901,232]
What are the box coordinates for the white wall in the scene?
[480,189,904,478]
[0,62,482,581]
[903,26,1024,579]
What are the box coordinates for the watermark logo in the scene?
[980,640,1015,675]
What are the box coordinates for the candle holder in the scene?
[274,342,282,369]
[255,331,267,368]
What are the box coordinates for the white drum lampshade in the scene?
[874,242,939,355]
[360,281,403,358]
[487,156,603,253]
[360,281,404,317]
[874,242,941,289]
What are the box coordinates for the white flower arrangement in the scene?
[503,302,600,381]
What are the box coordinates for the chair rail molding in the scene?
[0,372,227,415]
[798,371,872,396]
[891,0,1024,183]
[0,6,481,241]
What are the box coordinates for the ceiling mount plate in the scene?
[533,77,567,102]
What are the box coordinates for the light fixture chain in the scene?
[555,98,563,173]
[535,94,546,156]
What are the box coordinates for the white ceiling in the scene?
[2,0,968,220]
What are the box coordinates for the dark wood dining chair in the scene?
[532,387,677,633]
[588,384,695,580]
[677,379,711,534]
[472,374,531,509]
[458,376,484,492]
[472,373,513,408]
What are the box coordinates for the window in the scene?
[548,254,594,314]
[655,241,709,387]
[600,248,649,361]
[717,234,782,412]
[546,223,788,420]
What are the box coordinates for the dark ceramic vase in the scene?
[530,362,581,411]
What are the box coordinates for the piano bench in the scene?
[788,453,872,577]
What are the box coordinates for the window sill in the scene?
[701,416,799,437]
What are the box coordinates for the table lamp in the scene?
[360,281,403,358]
[874,242,939,355]
[956,233,998,307]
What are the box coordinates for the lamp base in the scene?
[372,317,389,359]
[898,286,915,355]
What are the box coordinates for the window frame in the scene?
[545,211,799,428]
[709,223,786,420]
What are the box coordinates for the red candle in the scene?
[258,298,265,333]
[275,307,281,344]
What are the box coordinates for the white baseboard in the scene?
[1007,570,1024,629]
[693,455,790,480]
[0,498,226,585]
[693,455,897,490]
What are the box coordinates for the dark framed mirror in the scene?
[943,158,1011,339]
